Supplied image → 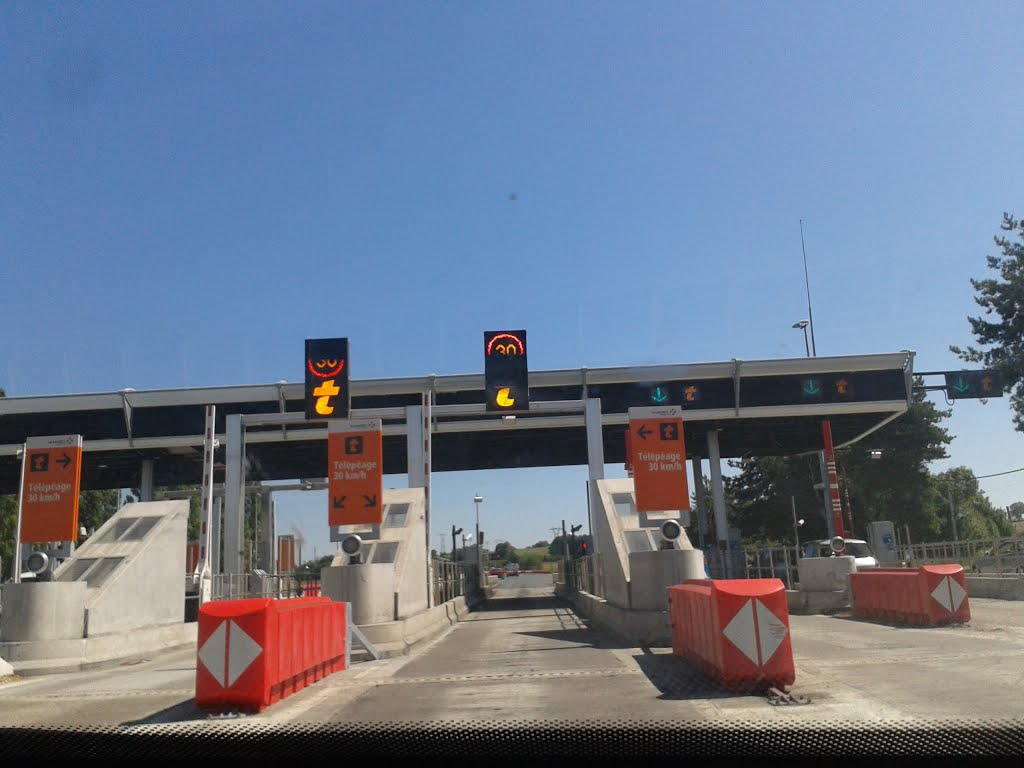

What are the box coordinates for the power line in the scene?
[976,466,1024,479]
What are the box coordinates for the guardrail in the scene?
[898,535,1023,575]
[561,554,605,598]
[741,545,800,587]
[432,558,468,604]
[209,571,304,602]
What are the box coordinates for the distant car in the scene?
[506,563,520,576]
[801,539,880,571]
[971,540,1024,574]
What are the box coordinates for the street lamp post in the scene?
[792,320,810,357]
[791,496,804,553]
[792,496,805,587]
[474,494,484,586]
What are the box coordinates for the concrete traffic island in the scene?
[0,500,196,675]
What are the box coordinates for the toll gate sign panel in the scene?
[628,407,690,513]
[20,434,83,543]
[327,418,383,526]
[305,337,350,420]
[484,329,530,413]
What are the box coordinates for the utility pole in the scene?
[451,525,463,562]
[943,494,959,542]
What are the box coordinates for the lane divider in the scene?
[850,564,970,626]
[668,578,795,691]
[195,596,348,712]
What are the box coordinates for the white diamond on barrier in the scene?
[723,599,760,666]
[198,619,263,688]
[723,598,790,667]
[755,599,788,663]
[931,575,967,614]
[198,620,228,686]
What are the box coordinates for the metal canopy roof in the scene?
[0,351,915,494]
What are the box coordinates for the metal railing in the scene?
[741,545,801,586]
[561,553,605,598]
[432,558,468,604]
[898,534,1024,574]
[207,570,305,601]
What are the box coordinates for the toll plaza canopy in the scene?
[0,351,915,495]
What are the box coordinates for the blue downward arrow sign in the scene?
[651,387,668,403]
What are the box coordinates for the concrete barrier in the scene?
[668,578,795,690]
[353,593,479,658]
[797,556,856,592]
[555,582,671,646]
[965,574,1024,601]
[0,582,87,642]
[1,622,198,676]
[195,597,347,712]
[850,565,970,625]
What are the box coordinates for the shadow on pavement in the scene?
[509,627,606,648]
[471,593,563,613]
[121,699,210,726]
[632,650,756,701]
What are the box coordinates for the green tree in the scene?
[950,212,1024,428]
[548,534,590,558]
[493,541,518,561]
[77,489,120,536]
[1,494,16,576]
[724,454,822,546]
[723,384,953,545]
[834,382,952,539]
[928,467,1013,541]
[1008,502,1024,521]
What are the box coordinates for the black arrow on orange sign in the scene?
[637,425,652,440]
[56,453,72,469]
[363,494,377,507]
[333,496,346,509]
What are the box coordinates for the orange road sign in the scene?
[20,434,83,543]
[327,418,384,526]
[277,535,296,572]
[627,407,690,513]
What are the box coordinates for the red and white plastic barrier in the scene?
[195,596,347,712]
[849,564,970,626]
[667,578,795,690]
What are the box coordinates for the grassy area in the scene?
[496,545,560,571]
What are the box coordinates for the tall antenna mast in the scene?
[800,219,818,356]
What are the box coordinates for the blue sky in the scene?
[3,3,1023,557]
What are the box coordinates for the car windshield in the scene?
[844,543,873,558]
[2,3,1024,759]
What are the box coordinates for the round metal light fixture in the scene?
[26,551,49,574]
[660,519,682,542]
[341,534,363,557]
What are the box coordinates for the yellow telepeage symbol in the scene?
[496,387,515,408]
[313,379,341,415]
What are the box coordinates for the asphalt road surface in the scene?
[1,579,1023,733]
